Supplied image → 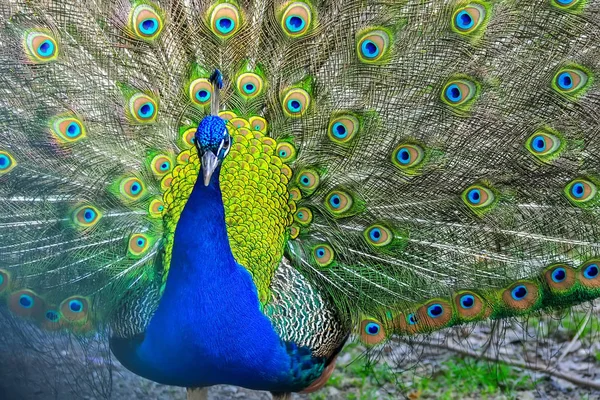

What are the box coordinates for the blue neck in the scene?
[111,166,317,391]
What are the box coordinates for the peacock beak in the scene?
[201,151,219,186]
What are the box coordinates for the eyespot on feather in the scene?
[578,259,600,289]
[181,128,197,148]
[40,308,63,331]
[391,143,425,172]
[294,207,313,226]
[359,319,386,345]
[280,2,312,37]
[543,263,576,293]
[130,3,164,40]
[282,88,310,117]
[296,169,319,193]
[452,3,487,34]
[275,142,297,163]
[248,116,267,132]
[0,151,17,175]
[9,290,44,318]
[564,178,597,206]
[129,93,158,123]
[119,177,146,201]
[150,154,173,176]
[313,244,334,267]
[363,224,393,247]
[525,129,563,162]
[236,73,264,99]
[453,291,485,320]
[73,205,102,228]
[551,0,584,11]
[24,31,58,63]
[328,114,359,144]
[324,190,353,216]
[552,66,590,97]
[356,28,390,64]
[209,3,241,39]
[219,111,238,121]
[416,300,453,330]
[462,183,496,213]
[502,281,539,311]
[189,78,213,106]
[148,198,165,218]
[128,233,152,257]
[60,296,89,322]
[441,78,478,109]
[50,116,86,143]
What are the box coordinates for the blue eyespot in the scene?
[45,310,59,322]
[583,264,599,279]
[427,304,444,318]
[19,294,34,309]
[467,188,481,204]
[332,122,348,139]
[445,84,463,103]
[66,122,81,138]
[297,211,304,219]
[160,162,170,171]
[69,299,83,313]
[455,10,474,30]
[287,99,302,113]
[83,208,96,223]
[557,72,573,90]
[316,248,325,258]
[300,175,310,186]
[511,285,528,301]
[361,40,380,59]
[396,148,411,165]
[138,102,155,119]
[158,205,164,212]
[407,313,417,325]
[329,194,341,208]
[552,267,567,283]
[555,0,575,3]
[136,238,146,247]
[369,228,381,241]
[217,17,235,34]
[140,18,159,35]
[285,15,306,33]
[531,135,546,152]
[459,294,475,309]
[196,89,211,103]
[243,83,256,94]
[130,183,141,195]
[365,322,380,335]
[279,150,288,157]
[0,155,11,170]
[571,182,585,199]
[38,40,55,57]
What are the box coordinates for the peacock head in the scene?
[195,115,231,186]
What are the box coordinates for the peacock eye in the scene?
[462,183,496,212]
[553,67,590,97]
[564,178,597,205]
[236,73,264,98]
[328,114,360,144]
[356,29,391,63]
[281,2,312,37]
[442,78,477,108]
[452,4,487,34]
[392,143,425,172]
[189,79,213,106]
[24,31,58,63]
[313,244,334,266]
[130,4,164,40]
[209,3,241,38]
[525,130,563,162]
[364,224,393,247]
[276,142,297,163]
[282,88,310,117]
[129,93,158,123]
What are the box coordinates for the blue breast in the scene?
[111,166,324,392]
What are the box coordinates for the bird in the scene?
[0,0,599,398]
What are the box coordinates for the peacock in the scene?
[0,0,599,398]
